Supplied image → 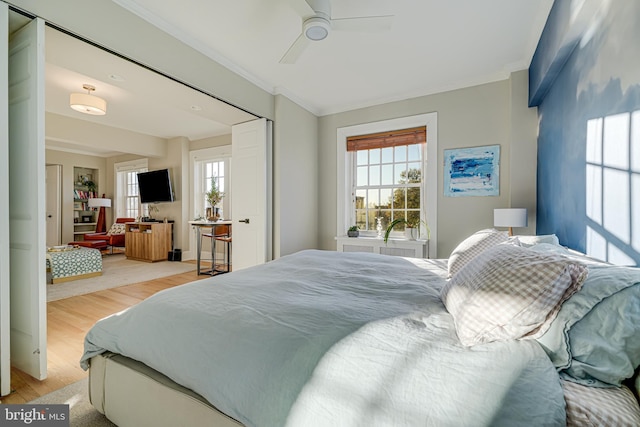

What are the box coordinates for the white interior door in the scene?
[0,2,11,397]
[231,118,272,270]
[45,165,62,246]
[8,17,47,380]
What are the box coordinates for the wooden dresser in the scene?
[125,222,173,262]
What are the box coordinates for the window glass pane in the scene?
[357,150,368,166]
[391,210,406,230]
[357,166,368,186]
[407,144,421,161]
[369,165,381,186]
[381,147,394,163]
[366,210,379,231]
[395,163,407,185]
[367,188,380,210]
[381,164,393,185]
[355,189,366,209]
[407,163,422,182]
[379,188,392,209]
[407,187,421,209]
[407,210,421,226]
[355,209,367,230]
[395,145,407,162]
[378,211,391,231]
[392,188,406,209]
[369,148,381,164]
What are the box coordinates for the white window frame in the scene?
[337,113,438,257]
[352,140,424,236]
[114,158,148,220]
[190,146,232,221]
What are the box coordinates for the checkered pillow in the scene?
[562,380,640,426]
[447,228,509,277]
[441,244,588,346]
[106,223,126,236]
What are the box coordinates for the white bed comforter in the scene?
[81,250,565,427]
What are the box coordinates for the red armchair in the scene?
[84,217,135,252]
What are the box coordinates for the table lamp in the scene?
[88,196,111,233]
[494,208,527,236]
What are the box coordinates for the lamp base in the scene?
[95,207,106,233]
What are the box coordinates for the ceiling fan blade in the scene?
[331,15,394,32]
[286,0,315,18]
[279,33,311,64]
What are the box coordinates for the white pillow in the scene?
[106,223,126,236]
[447,229,509,277]
[441,244,587,347]
[515,234,560,248]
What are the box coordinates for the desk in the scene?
[189,220,232,275]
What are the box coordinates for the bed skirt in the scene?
[88,352,243,427]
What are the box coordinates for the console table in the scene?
[125,222,173,262]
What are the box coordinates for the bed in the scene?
[80,229,640,426]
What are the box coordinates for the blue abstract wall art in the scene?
[443,145,500,197]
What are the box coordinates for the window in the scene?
[348,127,425,235]
[337,113,438,257]
[114,159,148,220]
[203,160,226,218]
[191,146,231,220]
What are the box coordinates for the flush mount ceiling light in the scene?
[69,84,107,115]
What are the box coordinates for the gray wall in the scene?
[273,95,319,257]
[319,71,538,258]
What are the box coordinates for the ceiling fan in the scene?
[280,0,394,64]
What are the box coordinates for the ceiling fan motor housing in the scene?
[304,15,330,41]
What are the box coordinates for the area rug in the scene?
[47,254,196,302]
[29,377,116,427]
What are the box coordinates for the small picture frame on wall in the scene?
[443,145,500,197]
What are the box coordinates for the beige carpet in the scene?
[29,377,116,427]
[47,254,196,302]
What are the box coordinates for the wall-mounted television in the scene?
[137,169,175,204]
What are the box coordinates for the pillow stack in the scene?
[535,262,640,388]
[441,244,587,346]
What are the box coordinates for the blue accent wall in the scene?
[531,1,640,265]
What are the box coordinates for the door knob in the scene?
[239,218,250,224]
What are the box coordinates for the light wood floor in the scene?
[1,263,211,404]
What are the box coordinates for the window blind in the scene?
[346,126,426,152]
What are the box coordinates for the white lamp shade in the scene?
[494,208,528,228]
[88,198,111,208]
[70,92,107,115]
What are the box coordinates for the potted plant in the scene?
[205,177,224,220]
[85,180,97,194]
[384,218,429,243]
[347,225,360,237]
